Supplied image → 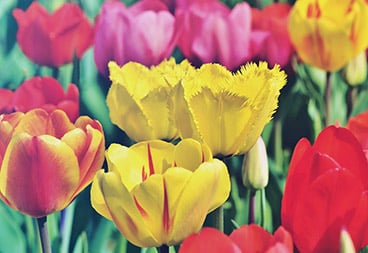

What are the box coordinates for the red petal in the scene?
[229,224,272,253]
[179,227,241,253]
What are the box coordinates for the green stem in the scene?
[324,72,332,126]
[260,189,266,228]
[158,245,169,253]
[71,55,80,86]
[37,216,52,253]
[212,205,224,232]
[60,201,76,253]
[346,86,357,118]
[52,67,59,80]
[274,118,283,174]
[248,190,256,224]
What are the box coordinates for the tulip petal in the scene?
[0,133,79,217]
[179,227,242,253]
[174,139,205,171]
[90,170,113,220]
[291,169,364,252]
[170,159,230,244]
[96,170,158,247]
[229,224,273,253]
[131,175,167,244]
[314,126,368,188]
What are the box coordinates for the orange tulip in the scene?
[0,109,105,217]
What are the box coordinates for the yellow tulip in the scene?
[91,138,230,247]
[174,62,286,157]
[107,59,195,142]
[288,0,368,71]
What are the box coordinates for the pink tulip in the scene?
[94,0,177,76]
[176,0,267,70]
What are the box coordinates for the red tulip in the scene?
[12,77,79,122]
[94,0,177,76]
[251,3,293,68]
[281,126,368,252]
[347,110,368,158]
[175,0,268,70]
[0,109,105,217]
[13,2,94,67]
[179,225,292,253]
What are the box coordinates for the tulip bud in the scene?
[242,137,269,190]
[340,229,356,253]
[341,51,367,86]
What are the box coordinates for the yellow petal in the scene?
[105,143,142,191]
[95,170,158,247]
[174,138,209,171]
[90,170,113,220]
[169,159,230,244]
[131,174,166,244]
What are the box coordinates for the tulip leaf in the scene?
[0,202,26,253]
[72,232,88,253]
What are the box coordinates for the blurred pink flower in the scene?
[175,0,267,70]
[0,89,14,114]
[251,3,293,68]
[13,2,94,67]
[94,0,177,76]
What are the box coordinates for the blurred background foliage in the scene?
[0,0,368,252]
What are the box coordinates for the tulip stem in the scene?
[346,86,357,118]
[212,205,224,232]
[248,190,256,224]
[158,245,169,253]
[324,72,332,126]
[37,216,52,253]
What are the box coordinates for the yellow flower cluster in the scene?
[107,58,286,157]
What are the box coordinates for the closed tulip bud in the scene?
[340,229,356,253]
[341,52,367,86]
[242,137,269,190]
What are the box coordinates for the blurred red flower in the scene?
[175,0,267,70]
[281,126,368,252]
[13,2,94,67]
[94,0,177,76]
[251,3,293,68]
[0,77,79,122]
[179,225,293,253]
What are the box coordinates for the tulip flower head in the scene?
[0,109,105,217]
[174,62,286,157]
[107,59,195,142]
[12,76,79,122]
[179,225,293,253]
[282,126,368,252]
[242,136,269,190]
[288,0,368,71]
[251,3,293,68]
[94,0,177,76]
[91,138,230,247]
[175,0,268,70]
[13,2,94,67]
